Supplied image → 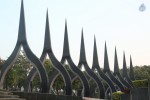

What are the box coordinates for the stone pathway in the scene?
[0,89,25,100]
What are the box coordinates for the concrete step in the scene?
[0,94,19,98]
[83,97,105,100]
[0,98,25,100]
[0,89,25,100]
[0,91,13,95]
[0,89,6,92]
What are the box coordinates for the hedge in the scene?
[112,91,124,100]
[132,79,148,88]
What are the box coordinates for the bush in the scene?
[132,79,148,88]
[112,91,124,100]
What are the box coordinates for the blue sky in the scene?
[0,0,150,71]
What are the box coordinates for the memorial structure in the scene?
[0,0,135,99]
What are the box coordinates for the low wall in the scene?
[12,92,82,100]
[120,88,149,100]
[130,88,148,100]
[120,94,130,100]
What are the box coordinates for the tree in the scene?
[53,75,64,91]
[44,59,54,76]
[32,59,54,88]
[119,65,150,80]
[134,65,150,80]
[4,51,31,89]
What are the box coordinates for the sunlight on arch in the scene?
[80,64,85,72]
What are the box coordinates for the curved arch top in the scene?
[61,22,90,97]
[114,48,132,88]
[78,31,105,99]
[26,12,72,95]
[130,56,135,81]
[123,53,134,87]
[103,42,125,91]
[0,0,49,93]
[92,37,116,93]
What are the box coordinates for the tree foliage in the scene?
[4,51,31,88]
[53,75,64,90]
[0,53,149,91]
[132,79,148,88]
[133,65,150,80]
[119,65,150,80]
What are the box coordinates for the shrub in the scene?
[132,79,148,88]
[112,91,124,100]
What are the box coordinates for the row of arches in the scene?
[0,0,135,99]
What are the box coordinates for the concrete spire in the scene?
[17,0,27,43]
[43,10,52,52]
[62,20,70,58]
[122,53,134,87]
[104,42,110,73]
[114,47,120,74]
[130,55,135,80]
[123,52,128,78]
[1,0,49,92]
[92,36,100,70]
[79,29,87,65]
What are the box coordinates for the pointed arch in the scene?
[129,56,135,81]
[25,11,72,95]
[113,48,132,88]
[103,42,125,91]
[92,37,116,93]
[78,30,105,99]
[61,22,90,97]
[122,53,134,86]
[0,0,49,93]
